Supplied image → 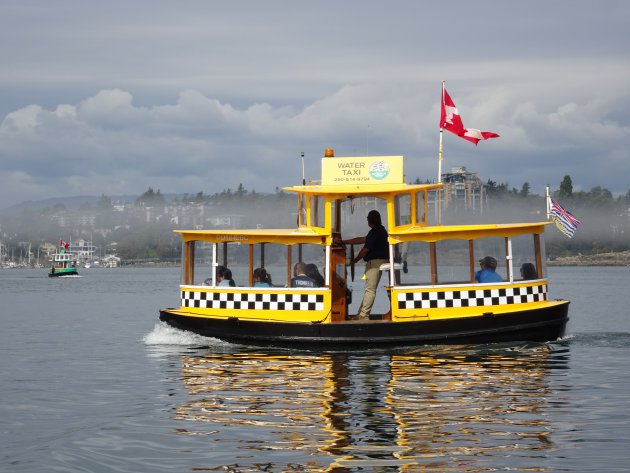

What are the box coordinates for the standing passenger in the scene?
[342,210,389,320]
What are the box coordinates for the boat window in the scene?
[289,243,327,287]
[434,239,472,284]
[298,193,307,227]
[394,194,411,227]
[512,233,545,280]
[425,189,440,226]
[332,199,340,234]
[473,237,506,282]
[538,234,547,277]
[309,195,325,228]
[340,197,387,236]
[185,240,250,287]
[184,240,212,286]
[251,243,291,288]
[415,191,426,225]
[392,241,432,286]
[182,241,328,288]
[221,242,249,286]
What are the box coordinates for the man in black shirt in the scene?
[342,210,389,319]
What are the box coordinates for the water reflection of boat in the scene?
[171,346,566,471]
[160,151,568,346]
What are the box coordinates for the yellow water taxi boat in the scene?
[159,152,568,346]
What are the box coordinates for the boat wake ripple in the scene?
[142,321,229,347]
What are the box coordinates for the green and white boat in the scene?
[49,241,79,277]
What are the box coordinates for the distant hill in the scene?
[0,194,178,215]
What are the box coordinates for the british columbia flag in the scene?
[548,197,581,238]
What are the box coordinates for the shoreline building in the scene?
[441,166,485,214]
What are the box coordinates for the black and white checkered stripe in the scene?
[397,284,547,310]
[182,290,325,311]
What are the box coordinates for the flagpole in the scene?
[438,130,443,183]
[438,81,445,184]
[437,81,445,224]
[545,185,551,220]
[437,128,443,225]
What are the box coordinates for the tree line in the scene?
[1,176,629,265]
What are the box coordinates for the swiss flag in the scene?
[440,84,499,145]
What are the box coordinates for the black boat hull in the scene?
[159,301,569,347]
[48,270,79,277]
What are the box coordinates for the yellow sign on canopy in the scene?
[321,156,404,186]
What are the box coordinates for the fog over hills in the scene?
[1,194,170,215]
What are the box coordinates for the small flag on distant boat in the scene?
[440,83,499,145]
[548,196,581,238]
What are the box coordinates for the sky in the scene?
[1,1,629,211]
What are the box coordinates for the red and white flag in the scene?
[440,87,466,136]
[440,85,499,145]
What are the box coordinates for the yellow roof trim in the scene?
[282,182,443,196]
[389,222,551,243]
[175,222,550,245]
[175,228,329,245]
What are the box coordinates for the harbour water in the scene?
[1,266,630,472]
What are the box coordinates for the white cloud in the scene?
[3,105,42,130]
[0,2,629,209]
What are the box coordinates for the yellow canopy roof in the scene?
[282,182,442,198]
[175,222,550,245]
[175,227,329,245]
[389,222,551,243]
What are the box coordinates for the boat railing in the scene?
[389,277,546,289]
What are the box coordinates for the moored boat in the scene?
[159,152,568,347]
[49,240,79,277]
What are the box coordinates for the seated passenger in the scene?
[203,265,218,285]
[217,266,236,287]
[253,267,271,287]
[520,262,537,280]
[305,263,325,287]
[290,262,316,288]
[474,256,503,283]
